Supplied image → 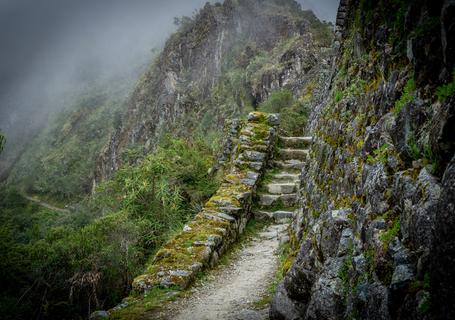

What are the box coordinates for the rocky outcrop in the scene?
[271,0,455,319]
[94,0,332,186]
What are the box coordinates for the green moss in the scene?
[110,286,181,319]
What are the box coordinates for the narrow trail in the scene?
[22,194,70,214]
[160,224,288,320]
[155,134,311,320]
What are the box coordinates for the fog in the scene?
[0,0,339,175]
[0,0,216,174]
[298,0,339,23]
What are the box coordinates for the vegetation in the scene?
[7,78,135,201]
[0,132,4,153]
[393,78,416,114]
[367,144,390,165]
[0,136,219,319]
[0,1,333,318]
[258,89,310,135]
[435,68,455,102]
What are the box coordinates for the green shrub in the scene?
[0,133,4,153]
[258,89,294,113]
[0,135,219,319]
[394,78,416,114]
[435,69,455,102]
[335,90,343,103]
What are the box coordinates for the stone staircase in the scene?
[254,135,312,223]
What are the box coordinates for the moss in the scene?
[110,286,183,319]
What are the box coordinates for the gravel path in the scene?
[158,224,288,320]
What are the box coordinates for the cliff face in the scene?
[94,0,332,184]
[271,0,455,319]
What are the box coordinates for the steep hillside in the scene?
[95,0,333,184]
[271,0,455,319]
[4,70,143,201]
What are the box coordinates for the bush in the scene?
[258,89,294,113]
[394,78,416,114]
[0,135,220,319]
[0,133,4,153]
[258,89,309,135]
[435,68,455,102]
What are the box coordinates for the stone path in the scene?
[160,223,288,320]
[156,135,311,320]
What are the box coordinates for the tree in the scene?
[0,133,5,153]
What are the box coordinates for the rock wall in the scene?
[109,112,279,315]
[271,0,455,319]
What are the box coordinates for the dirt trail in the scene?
[158,224,288,320]
[22,194,70,214]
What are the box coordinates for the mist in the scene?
[297,0,339,23]
[0,0,215,174]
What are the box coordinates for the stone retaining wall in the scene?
[106,112,279,317]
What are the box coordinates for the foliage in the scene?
[393,78,416,114]
[367,144,389,165]
[380,217,400,251]
[0,133,4,153]
[96,136,219,249]
[7,78,134,201]
[335,90,343,103]
[407,133,421,160]
[435,68,455,102]
[0,135,219,319]
[258,90,294,113]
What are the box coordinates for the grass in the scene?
[110,287,182,320]
[435,68,455,102]
[380,217,400,251]
[393,78,416,114]
[367,144,389,165]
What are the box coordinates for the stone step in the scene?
[258,193,297,208]
[278,148,309,161]
[254,210,295,221]
[266,183,296,194]
[273,160,305,171]
[279,136,312,148]
[271,172,300,182]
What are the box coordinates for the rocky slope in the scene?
[271,0,455,319]
[94,0,333,185]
